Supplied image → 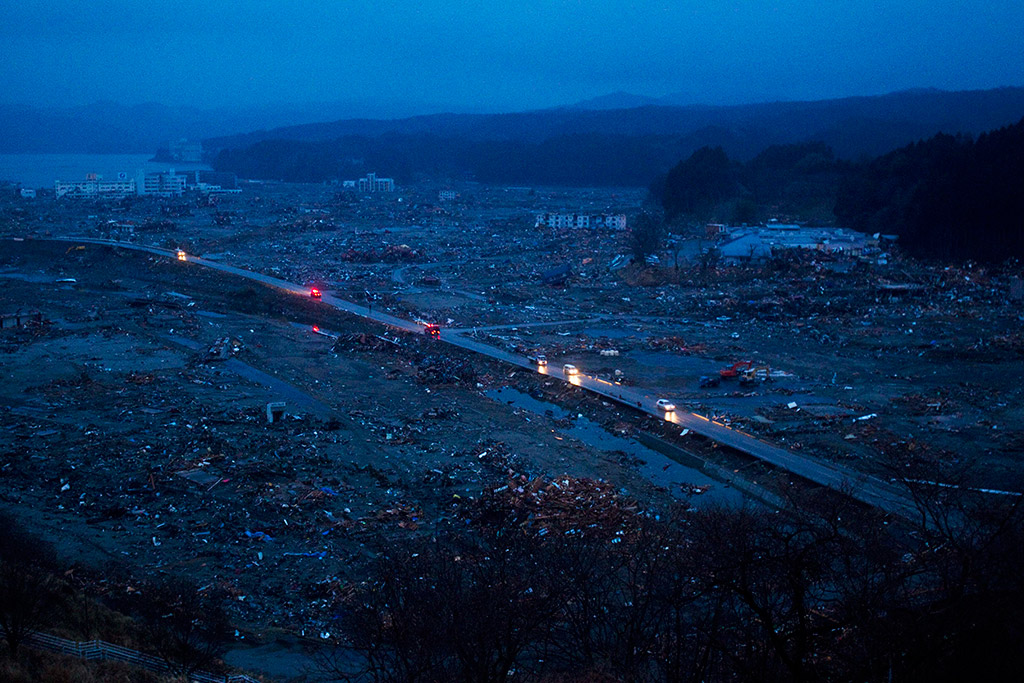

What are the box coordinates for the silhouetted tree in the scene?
[125,576,230,675]
[0,510,60,656]
[629,211,665,262]
[835,117,1024,262]
[659,146,738,221]
[332,523,565,683]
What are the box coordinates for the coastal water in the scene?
[0,153,210,189]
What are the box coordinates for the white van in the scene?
[562,364,578,376]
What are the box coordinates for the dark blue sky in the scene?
[3,1,1023,115]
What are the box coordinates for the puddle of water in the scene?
[487,387,746,508]
[224,639,320,681]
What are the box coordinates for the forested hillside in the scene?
[834,118,1024,262]
[208,88,1024,187]
[651,119,1024,263]
[652,142,848,225]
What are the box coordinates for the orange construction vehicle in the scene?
[719,360,753,379]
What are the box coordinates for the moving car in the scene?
[176,249,187,262]
[310,287,322,299]
[424,323,441,338]
[562,364,578,376]
[534,354,548,367]
[656,399,676,412]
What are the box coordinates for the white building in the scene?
[138,170,187,197]
[55,173,136,199]
[595,214,627,229]
[166,139,203,163]
[719,223,873,263]
[534,213,627,230]
[439,190,458,201]
[357,172,395,192]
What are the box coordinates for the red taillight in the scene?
[312,325,320,332]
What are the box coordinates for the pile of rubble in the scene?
[416,354,478,386]
[332,332,403,352]
[204,336,244,361]
[474,475,642,539]
[337,244,425,263]
[646,336,706,354]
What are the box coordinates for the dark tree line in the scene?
[834,117,1024,262]
[321,482,1024,683]
[652,118,1024,263]
[213,132,693,187]
[652,142,847,224]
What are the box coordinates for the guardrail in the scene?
[7,629,261,683]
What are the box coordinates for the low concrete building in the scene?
[357,172,395,192]
[55,173,136,199]
[534,213,627,230]
[138,170,187,197]
[166,139,203,163]
[720,222,874,263]
[720,234,773,263]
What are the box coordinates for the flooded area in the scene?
[487,386,748,508]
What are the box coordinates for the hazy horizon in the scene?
[4,83,1024,123]
[3,1,1023,118]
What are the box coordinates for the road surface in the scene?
[32,236,919,519]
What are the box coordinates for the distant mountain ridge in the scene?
[204,87,1024,162]
[564,91,663,110]
[0,99,463,154]
[4,87,1024,181]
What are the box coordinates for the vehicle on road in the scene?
[310,287,322,299]
[656,399,676,412]
[534,354,548,367]
[176,249,187,262]
[424,323,441,338]
[562,364,578,376]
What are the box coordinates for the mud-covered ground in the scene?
[0,241,681,644]
[3,183,1024,679]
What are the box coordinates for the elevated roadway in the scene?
[30,237,919,519]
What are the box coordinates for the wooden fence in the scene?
[6,629,261,683]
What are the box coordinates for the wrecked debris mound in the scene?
[331,332,402,352]
[473,475,643,539]
[416,354,478,386]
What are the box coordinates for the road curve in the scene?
[30,236,918,520]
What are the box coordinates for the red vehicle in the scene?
[310,287,322,299]
[719,360,752,379]
[424,323,441,338]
